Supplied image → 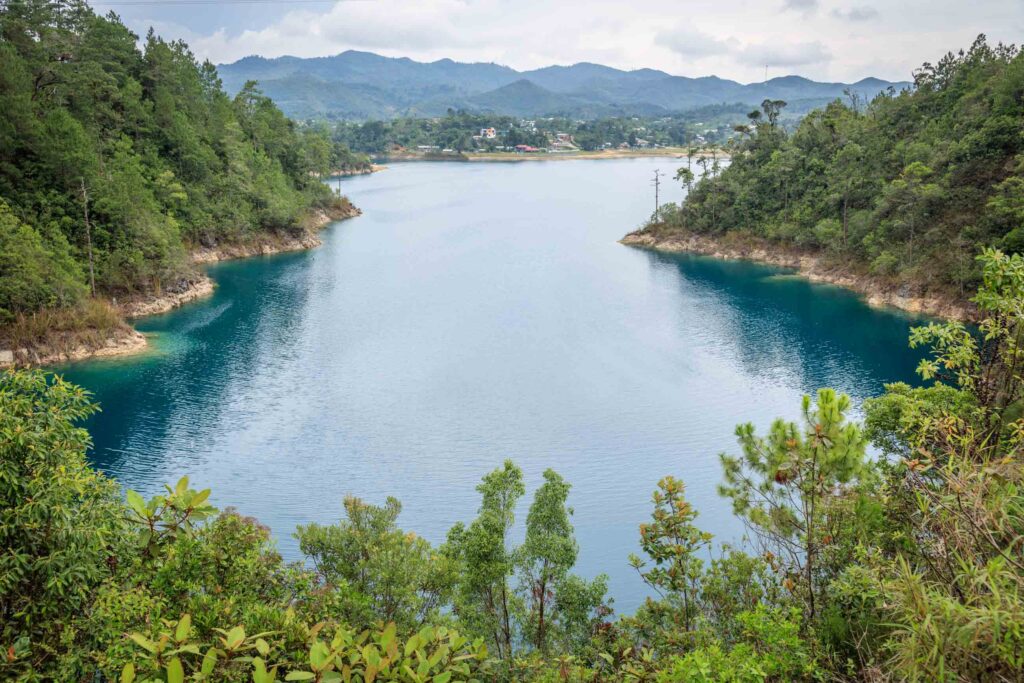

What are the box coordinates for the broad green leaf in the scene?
[129,633,157,653]
[166,657,184,683]
[201,648,219,675]
[226,626,245,650]
[175,614,191,642]
[126,490,147,517]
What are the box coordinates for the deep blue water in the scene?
[61,159,924,614]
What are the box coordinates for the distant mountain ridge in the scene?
[217,50,911,120]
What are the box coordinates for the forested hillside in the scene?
[636,36,1024,300]
[0,0,360,334]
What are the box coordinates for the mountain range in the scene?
[216,50,911,120]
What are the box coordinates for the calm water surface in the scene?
[63,159,924,613]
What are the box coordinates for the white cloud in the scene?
[654,26,733,58]
[738,40,832,68]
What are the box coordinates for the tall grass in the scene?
[1,299,129,354]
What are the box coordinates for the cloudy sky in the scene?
[94,0,1024,83]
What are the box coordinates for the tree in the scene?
[719,389,869,619]
[906,248,1024,456]
[0,200,85,323]
[518,469,578,652]
[675,167,695,201]
[446,460,525,660]
[828,142,866,248]
[629,477,712,633]
[883,161,940,265]
[761,99,787,128]
[296,495,457,630]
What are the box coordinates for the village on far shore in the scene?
[383,117,720,161]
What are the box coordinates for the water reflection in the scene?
[642,249,925,401]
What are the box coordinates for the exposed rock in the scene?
[190,203,361,264]
[4,329,148,368]
[329,164,386,177]
[118,275,216,318]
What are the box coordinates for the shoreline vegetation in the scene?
[0,0,376,370]
[620,228,978,321]
[0,200,360,368]
[623,37,1024,325]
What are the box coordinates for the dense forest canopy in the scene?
[645,36,1024,296]
[0,0,364,327]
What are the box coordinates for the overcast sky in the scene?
[93,0,1024,83]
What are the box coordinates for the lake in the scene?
[63,158,924,614]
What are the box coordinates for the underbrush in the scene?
[1,299,130,354]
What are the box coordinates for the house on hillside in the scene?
[480,127,497,139]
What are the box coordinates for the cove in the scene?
[62,158,925,614]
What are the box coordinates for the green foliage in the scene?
[121,615,490,683]
[126,476,217,562]
[517,469,609,654]
[629,477,712,634]
[846,249,1024,680]
[279,622,488,683]
[645,36,1024,294]
[0,0,357,323]
[296,496,458,631]
[0,199,85,323]
[719,389,869,619]
[445,460,525,661]
[655,606,814,683]
[0,370,124,675]
[517,469,577,651]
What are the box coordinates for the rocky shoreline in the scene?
[1,327,149,368]
[1,202,361,369]
[620,230,978,322]
[330,164,386,177]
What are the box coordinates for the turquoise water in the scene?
[62,159,924,613]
